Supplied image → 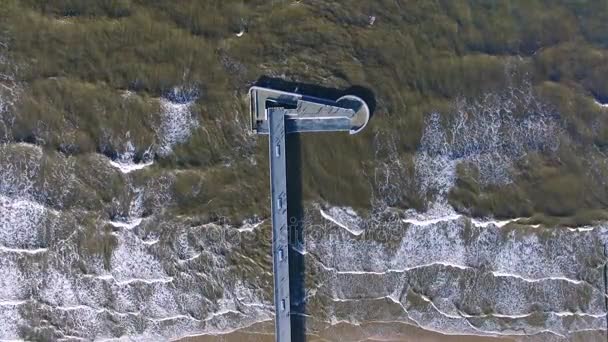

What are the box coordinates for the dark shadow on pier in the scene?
[254,76,377,119]
[286,133,306,342]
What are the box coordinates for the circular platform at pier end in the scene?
[337,95,370,134]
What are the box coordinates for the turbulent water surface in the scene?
[1,95,608,340]
[2,2,608,341]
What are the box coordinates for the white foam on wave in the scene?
[416,293,462,320]
[109,232,173,285]
[470,218,519,228]
[157,88,198,157]
[108,159,153,174]
[106,141,153,174]
[386,294,502,338]
[0,143,44,339]
[0,195,55,250]
[398,202,595,231]
[398,293,574,339]
[415,85,560,198]
[82,272,173,286]
[402,293,598,339]
[0,247,48,255]
[594,99,608,108]
[50,302,225,327]
[237,219,264,233]
[401,207,597,231]
[315,241,588,290]
[401,204,519,228]
[115,277,174,286]
[308,215,607,337]
[153,281,274,342]
[39,268,90,309]
[178,253,202,263]
[401,202,462,227]
[317,260,472,275]
[0,300,26,306]
[151,314,200,323]
[107,189,146,230]
[320,207,365,236]
[142,238,160,246]
[292,245,307,255]
[326,292,607,328]
[107,218,143,230]
[0,306,23,341]
[52,305,143,326]
[402,213,462,227]
[568,226,595,232]
[491,271,584,285]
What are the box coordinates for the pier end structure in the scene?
[249,86,370,135]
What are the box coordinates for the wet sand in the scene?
[177,320,516,342]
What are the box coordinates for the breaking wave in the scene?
[307,205,608,339]
[107,139,154,174]
[157,87,199,157]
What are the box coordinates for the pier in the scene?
[249,86,370,342]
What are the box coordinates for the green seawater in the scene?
[1,0,608,224]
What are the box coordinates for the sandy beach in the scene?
[178,320,516,342]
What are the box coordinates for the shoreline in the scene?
[177,319,606,342]
[177,320,513,342]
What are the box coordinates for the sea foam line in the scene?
[237,220,265,233]
[317,261,472,275]
[81,273,173,286]
[317,260,586,286]
[107,218,143,230]
[0,246,48,255]
[0,300,27,306]
[320,209,364,236]
[402,212,462,227]
[595,99,608,108]
[491,271,584,285]
[108,159,153,174]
